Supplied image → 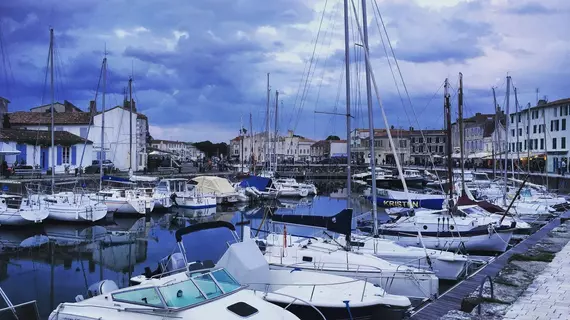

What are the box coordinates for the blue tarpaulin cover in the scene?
[239,176,272,191]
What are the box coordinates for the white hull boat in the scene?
[30,193,107,222]
[132,221,413,320]
[260,233,439,300]
[51,268,299,320]
[0,194,49,225]
[337,234,472,281]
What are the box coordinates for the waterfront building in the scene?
[151,139,203,161]
[508,98,569,173]
[310,140,347,162]
[230,130,314,164]
[409,128,447,165]
[350,128,411,165]
[4,97,149,171]
[0,128,93,173]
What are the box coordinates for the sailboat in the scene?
[0,193,49,225]
[32,29,107,223]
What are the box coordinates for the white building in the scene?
[151,139,203,161]
[508,98,569,173]
[451,110,506,158]
[230,130,314,164]
[7,99,149,171]
[0,128,92,173]
[350,128,410,165]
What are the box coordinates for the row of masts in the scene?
[47,29,136,194]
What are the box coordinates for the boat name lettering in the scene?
[383,200,419,208]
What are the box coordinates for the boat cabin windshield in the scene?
[111,268,241,310]
[520,189,533,197]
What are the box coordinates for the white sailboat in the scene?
[34,29,107,223]
[0,194,48,225]
[91,188,154,214]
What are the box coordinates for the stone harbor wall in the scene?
[439,221,570,320]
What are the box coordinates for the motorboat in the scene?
[192,176,239,204]
[132,221,412,320]
[50,267,300,319]
[239,176,280,199]
[155,179,216,209]
[0,194,49,225]
[273,178,317,195]
[260,209,439,300]
[29,192,107,222]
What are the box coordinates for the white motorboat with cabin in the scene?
[0,194,49,225]
[192,176,239,204]
[132,221,412,320]
[50,267,300,320]
[155,178,216,209]
[273,178,317,195]
[138,187,172,210]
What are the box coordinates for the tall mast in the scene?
[444,79,452,200]
[503,75,511,206]
[100,56,107,191]
[249,112,253,172]
[273,90,279,173]
[527,102,531,172]
[458,72,465,193]
[49,28,55,194]
[541,93,549,187]
[128,77,133,171]
[240,116,244,173]
[343,0,352,202]
[361,0,378,237]
[265,73,270,170]
[514,86,520,178]
[492,87,498,178]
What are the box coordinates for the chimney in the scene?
[288,130,293,138]
[409,126,414,131]
[89,100,97,115]
[0,97,9,129]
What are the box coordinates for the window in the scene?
[439,146,443,153]
[540,139,544,150]
[518,128,522,136]
[529,139,532,150]
[435,137,440,143]
[510,115,514,123]
[563,119,567,131]
[551,120,554,131]
[563,137,567,149]
[533,125,537,134]
[524,140,527,150]
[553,138,557,150]
[555,120,560,131]
[511,129,515,137]
[539,125,542,133]
[62,146,70,164]
[80,127,88,139]
[554,108,558,117]
[526,126,529,134]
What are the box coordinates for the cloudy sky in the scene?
[0,0,568,142]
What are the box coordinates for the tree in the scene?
[194,141,229,158]
[326,135,340,141]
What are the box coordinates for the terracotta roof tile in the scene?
[0,129,92,145]
[8,111,92,125]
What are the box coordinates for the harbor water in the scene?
[0,194,371,319]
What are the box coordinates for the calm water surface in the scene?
[0,195,370,319]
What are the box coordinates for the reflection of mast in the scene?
[49,241,55,311]
[99,244,103,281]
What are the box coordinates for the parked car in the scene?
[92,160,114,170]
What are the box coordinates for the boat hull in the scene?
[269,299,408,320]
[104,199,146,215]
[0,208,49,225]
[176,196,217,209]
[379,255,468,281]
[370,196,444,210]
[269,264,438,300]
[376,228,514,253]
[47,204,108,222]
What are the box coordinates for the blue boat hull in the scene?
[368,196,444,210]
